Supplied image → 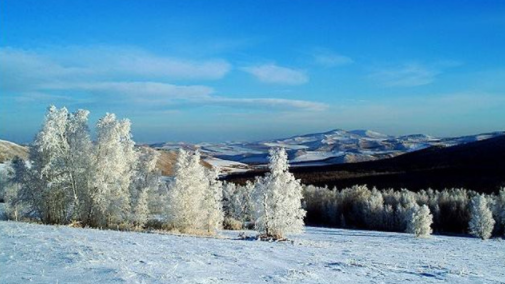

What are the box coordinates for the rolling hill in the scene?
[152,129,505,172]
[225,135,505,193]
[0,140,28,163]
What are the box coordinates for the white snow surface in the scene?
[1,221,504,284]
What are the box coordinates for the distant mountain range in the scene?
[151,129,505,173]
[225,134,505,193]
[2,129,504,177]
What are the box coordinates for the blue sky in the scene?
[1,0,504,143]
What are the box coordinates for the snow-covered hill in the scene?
[1,221,504,283]
[152,130,505,173]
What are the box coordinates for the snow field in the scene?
[1,221,504,284]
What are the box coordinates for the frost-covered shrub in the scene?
[253,148,306,239]
[406,205,433,238]
[469,195,495,240]
[223,217,243,230]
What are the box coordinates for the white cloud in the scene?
[0,47,328,112]
[0,46,231,84]
[369,62,443,87]
[312,50,353,67]
[41,82,214,101]
[100,50,231,80]
[208,97,328,111]
[242,64,308,85]
[39,81,327,111]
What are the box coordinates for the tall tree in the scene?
[25,106,93,224]
[165,150,223,234]
[86,113,138,227]
[165,150,207,232]
[253,148,306,239]
[204,169,224,233]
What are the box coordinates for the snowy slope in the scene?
[1,221,504,284]
[151,130,505,171]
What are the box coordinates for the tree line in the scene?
[1,106,503,240]
[0,106,305,239]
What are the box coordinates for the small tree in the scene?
[129,147,160,227]
[203,169,224,233]
[469,195,495,240]
[406,205,433,238]
[132,188,149,229]
[253,148,306,239]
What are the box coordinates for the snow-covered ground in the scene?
[204,157,251,174]
[1,221,504,283]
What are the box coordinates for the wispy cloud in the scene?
[205,97,328,111]
[0,46,231,82]
[368,61,463,87]
[369,63,440,87]
[312,49,353,67]
[1,47,326,112]
[242,64,308,85]
[41,82,214,101]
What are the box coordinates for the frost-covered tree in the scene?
[2,158,30,221]
[253,148,306,239]
[128,147,160,226]
[82,113,137,227]
[469,195,495,240]
[363,187,384,229]
[132,188,150,229]
[17,106,93,224]
[5,106,160,229]
[223,182,237,217]
[493,188,505,236]
[204,169,224,233]
[165,149,206,231]
[406,205,433,238]
[165,150,223,234]
[223,181,254,228]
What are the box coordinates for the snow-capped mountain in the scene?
[151,129,505,173]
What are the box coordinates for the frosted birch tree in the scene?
[469,194,495,240]
[129,147,160,227]
[406,204,433,237]
[165,150,223,234]
[21,106,93,224]
[253,148,306,239]
[165,150,207,232]
[84,113,137,227]
[204,169,224,233]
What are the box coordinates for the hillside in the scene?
[153,129,505,170]
[154,149,212,176]
[225,135,505,193]
[0,140,28,163]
